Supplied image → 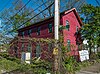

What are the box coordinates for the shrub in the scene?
[0,52,9,58]
[0,52,21,64]
[97,52,100,59]
[0,58,19,73]
[31,59,52,74]
[63,55,80,74]
[6,57,21,64]
[14,59,53,74]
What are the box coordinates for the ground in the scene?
[76,63,100,74]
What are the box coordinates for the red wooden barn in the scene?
[9,8,83,60]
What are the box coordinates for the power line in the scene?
[12,0,32,18]
[12,0,20,6]
[25,0,50,17]
[0,0,11,11]
[0,0,20,12]
[1,0,32,28]
[95,0,100,6]
[2,1,54,32]
[0,0,20,25]
[14,1,52,25]
[20,2,54,28]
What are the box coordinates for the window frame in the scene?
[21,43,24,51]
[66,20,70,31]
[35,44,41,58]
[21,32,24,37]
[27,43,32,52]
[48,23,52,33]
[28,29,32,36]
[48,43,52,52]
[67,39,71,51]
[37,27,41,35]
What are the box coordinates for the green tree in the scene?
[80,4,100,52]
[0,0,39,48]
[0,0,38,35]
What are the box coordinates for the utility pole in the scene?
[54,0,60,74]
[54,0,59,40]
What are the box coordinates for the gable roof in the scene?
[18,8,83,32]
[64,8,83,26]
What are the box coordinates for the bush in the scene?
[6,57,21,64]
[17,64,32,72]
[31,59,52,74]
[13,59,53,74]
[0,52,9,58]
[90,53,99,60]
[0,52,52,74]
[0,52,21,64]
[63,55,80,74]
[0,58,19,73]
[97,52,100,59]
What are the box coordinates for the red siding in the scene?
[62,11,81,56]
[10,8,82,60]
[18,18,54,39]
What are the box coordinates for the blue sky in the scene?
[0,0,99,39]
[86,0,99,6]
[0,0,99,12]
[0,0,99,28]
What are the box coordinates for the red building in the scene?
[9,8,83,60]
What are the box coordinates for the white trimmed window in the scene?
[48,23,52,33]
[67,39,71,51]
[35,44,41,57]
[66,20,70,31]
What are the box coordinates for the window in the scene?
[67,39,70,51]
[37,27,41,35]
[35,44,41,58]
[14,46,18,57]
[21,43,24,51]
[48,23,52,33]
[28,29,32,36]
[66,20,70,31]
[27,44,31,52]
[22,32,24,37]
[76,26,78,32]
[48,43,52,52]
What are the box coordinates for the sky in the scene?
[86,0,100,6]
[0,0,99,31]
[0,0,99,12]
[0,0,99,42]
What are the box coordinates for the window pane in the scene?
[22,32,24,37]
[48,43,52,52]
[37,27,41,35]
[36,44,41,57]
[28,29,32,36]
[67,39,70,51]
[21,44,24,51]
[27,44,31,52]
[48,24,52,33]
[66,20,70,31]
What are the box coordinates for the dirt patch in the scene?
[81,63,100,73]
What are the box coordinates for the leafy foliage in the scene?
[61,45,80,74]
[0,58,19,73]
[80,4,100,47]
[0,52,53,74]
